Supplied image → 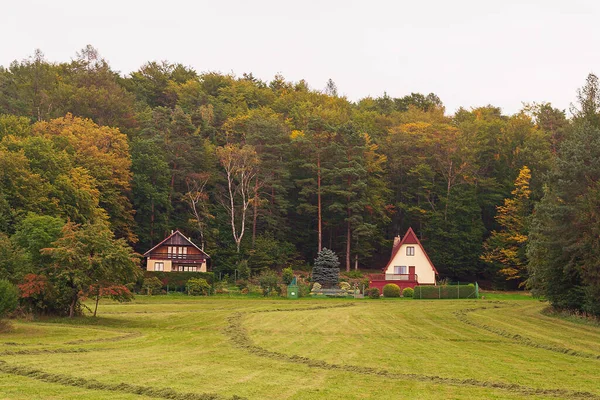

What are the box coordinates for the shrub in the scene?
[368,288,380,299]
[144,271,214,291]
[413,284,478,299]
[237,260,250,280]
[311,282,322,293]
[298,282,311,297]
[383,284,401,298]
[258,270,280,296]
[0,279,18,318]
[344,270,364,279]
[282,267,294,285]
[187,278,210,296]
[142,277,163,295]
[403,287,414,298]
[339,282,351,291]
[235,279,249,290]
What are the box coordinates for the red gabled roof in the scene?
[383,227,438,274]
[143,230,210,258]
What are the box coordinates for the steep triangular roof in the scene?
[383,227,438,274]
[143,230,210,258]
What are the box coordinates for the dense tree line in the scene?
[0,46,598,315]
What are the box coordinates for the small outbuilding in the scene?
[369,227,438,292]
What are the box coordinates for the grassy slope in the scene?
[0,295,599,400]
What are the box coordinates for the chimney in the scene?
[171,230,174,235]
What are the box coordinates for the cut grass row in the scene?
[0,296,599,399]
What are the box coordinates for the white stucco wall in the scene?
[384,244,436,284]
[146,259,207,272]
[147,259,172,272]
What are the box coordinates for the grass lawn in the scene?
[1,295,599,400]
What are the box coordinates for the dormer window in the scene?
[407,246,415,256]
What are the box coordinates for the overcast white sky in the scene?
[2,0,599,114]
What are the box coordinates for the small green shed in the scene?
[287,276,299,299]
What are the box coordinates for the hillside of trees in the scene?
[1,46,599,315]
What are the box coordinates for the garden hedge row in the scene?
[144,271,215,291]
[413,284,477,299]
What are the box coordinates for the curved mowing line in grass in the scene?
[223,304,600,399]
[64,331,142,345]
[0,348,93,356]
[454,305,600,360]
[0,361,246,400]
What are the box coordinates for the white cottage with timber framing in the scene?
[369,227,438,292]
[143,230,210,272]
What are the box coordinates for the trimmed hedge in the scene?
[383,284,401,298]
[368,288,380,299]
[402,287,414,298]
[413,284,477,299]
[144,271,214,291]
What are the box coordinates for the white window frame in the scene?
[406,246,415,256]
[154,262,164,271]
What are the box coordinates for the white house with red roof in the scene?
[369,227,438,292]
[143,230,210,272]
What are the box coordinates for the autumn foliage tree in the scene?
[42,221,140,317]
[482,166,531,285]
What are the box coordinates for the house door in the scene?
[409,266,415,281]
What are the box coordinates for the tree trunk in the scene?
[317,153,322,252]
[354,253,358,271]
[444,160,452,222]
[94,293,100,317]
[252,176,259,248]
[150,198,155,246]
[346,219,351,272]
[69,290,78,318]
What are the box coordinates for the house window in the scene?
[394,266,407,275]
[154,262,164,271]
[406,246,415,256]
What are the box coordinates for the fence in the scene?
[414,282,479,299]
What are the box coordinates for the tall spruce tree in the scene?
[312,248,340,287]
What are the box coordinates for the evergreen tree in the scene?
[312,247,340,287]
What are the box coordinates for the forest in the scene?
[0,46,599,315]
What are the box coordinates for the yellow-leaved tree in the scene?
[481,166,532,285]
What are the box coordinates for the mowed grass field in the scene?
[1,295,599,400]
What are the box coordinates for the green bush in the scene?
[0,279,18,317]
[258,270,280,296]
[413,284,478,299]
[368,287,380,299]
[142,277,163,295]
[383,284,401,298]
[187,278,210,296]
[235,279,249,290]
[144,271,214,291]
[298,282,311,297]
[343,270,364,279]
[282,267,294,285]
[237,260,250,280]
[402,287,414,298]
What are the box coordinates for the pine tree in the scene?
[482,166,531,285]
[312,248,340,287]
